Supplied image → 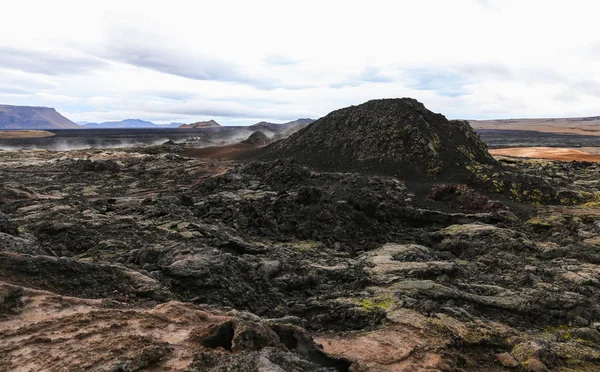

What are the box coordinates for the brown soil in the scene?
[489,147,600,162]
[181,143,262,159]
[0,130,55,139]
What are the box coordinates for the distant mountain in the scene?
[83,119,182,129]
[248,118,315,132]
[179,120,222,129]
[0,104,80,129]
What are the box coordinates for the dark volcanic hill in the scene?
[259,98,496,180]
[0,105,80,129]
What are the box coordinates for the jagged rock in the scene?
[496,352,519,368]
[0,252,172,301]
[511,341,555,371]
[433,223,538,258]
[0,212,18,235]
[72,159,120,172]
[361,244,456,284]
[0,284,23,317]
[428,184,505,211]
[0,233,45,255]
[572,327,600,342]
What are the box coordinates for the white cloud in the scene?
[35,93,81,103]
[0,0,599,123]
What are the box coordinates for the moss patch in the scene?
[355,297,394,311]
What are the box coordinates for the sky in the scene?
[1,0,600,125]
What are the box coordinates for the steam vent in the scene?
[260,98,496,179]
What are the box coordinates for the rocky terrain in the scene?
[1,99,600,371]
[0,104,80,129]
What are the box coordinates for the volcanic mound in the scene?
[259,98,495,180]
[241,131,270,146]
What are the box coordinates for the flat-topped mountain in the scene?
[179,120,221,129]
[259,98,495,179]
[0,105,80,130]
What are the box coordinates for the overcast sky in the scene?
[1,0,600,125]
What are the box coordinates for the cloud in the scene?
[146,90,198,101]
[330,66,397,88]
[103,43,249,83]
[83,23,342,91]
[572,80,600,97]
[0,69,58,96]
[0,87,30,95]
[404,68,470,98]
[86,25,280,89]
[94,37,322,91]
[143,99,316,121]
[86,96,117,106]
[0,46,107,75]
[472,0,498,9]
[263,54,300,66]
